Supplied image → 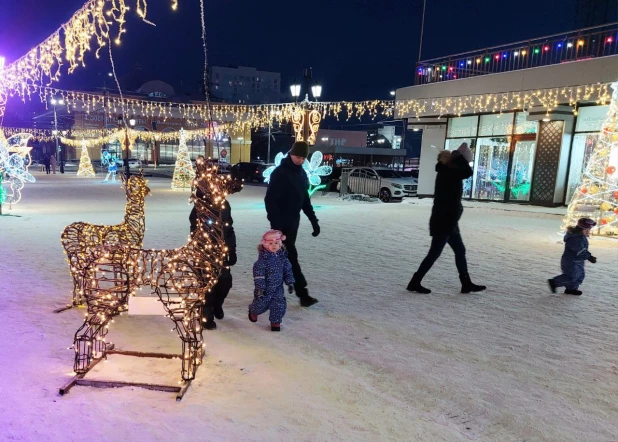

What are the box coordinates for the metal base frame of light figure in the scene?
[263,151,332,196]
[0,133,36,207]
[60,164,239,400]
[57,173,150,313]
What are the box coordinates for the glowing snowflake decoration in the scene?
[263,151,332,196]
[0,133,36,205]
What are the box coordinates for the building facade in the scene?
[209,66,281,104]
[396,53,618,206]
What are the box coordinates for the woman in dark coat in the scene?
[407,143,486,294]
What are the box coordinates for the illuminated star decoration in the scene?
[263,151,332,196]
[0,133,36,205]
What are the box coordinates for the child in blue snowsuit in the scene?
[248,230,295,331]
[548,217,598,296]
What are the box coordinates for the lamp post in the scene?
[51,98,65,173]
[289,74,322,145]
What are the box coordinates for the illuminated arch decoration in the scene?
[0,133,36,205]
[263,151,332,196]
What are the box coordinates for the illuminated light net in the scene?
[60,173,150,307]
[73,164,233,383]
[171,128,196,191]
[0,133,36,205]
[263,151,332,196]
[562,81,618,236]
[76,139,96,177]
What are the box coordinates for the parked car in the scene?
[230,162,268,183]
[345,167,418,202]
[115,158,142,169]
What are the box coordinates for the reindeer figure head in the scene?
[120,172,150,247]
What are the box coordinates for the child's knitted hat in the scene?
[577,217,596,229]
[260,230,286,246]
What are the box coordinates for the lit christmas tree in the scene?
[76,139,96,177]
[562,82,618,236]
[171,128,195,191]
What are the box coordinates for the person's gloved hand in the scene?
[310,218,320,237]
[256,289,264,298]
[588,256,597,264]
[287,284,295,294]
[227,249,237,266]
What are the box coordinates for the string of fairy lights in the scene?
[0,0,179,98]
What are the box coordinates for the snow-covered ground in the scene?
[1,171,617,441]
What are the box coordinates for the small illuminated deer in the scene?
[60,173,150,308]
[72,164,239,382]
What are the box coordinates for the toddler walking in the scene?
[548,217,598,296]
[248,230,295,331]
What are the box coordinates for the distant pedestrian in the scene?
[264,141,320,307]
[407,143,486,294]
[44,155,51,174]
[548,217,597,296]
[50,154,57,174]
[248,230,295,331]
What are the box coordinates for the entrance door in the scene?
[506,138,536,202]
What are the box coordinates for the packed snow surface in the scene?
[0,172,617,441]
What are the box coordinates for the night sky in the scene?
[0,0,582,102]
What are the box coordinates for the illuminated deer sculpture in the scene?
[71,164,238,386]
[59,173,150,310]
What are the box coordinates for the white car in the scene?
[346,167,418,202]
[116,158,142,169]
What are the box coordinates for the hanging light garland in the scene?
[0,0,179,97]
[396,83,611,119]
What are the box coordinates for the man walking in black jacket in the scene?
[265,141,320,307]
[407,143,486,294]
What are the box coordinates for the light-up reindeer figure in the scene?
[60,173,150,309]
[72,163,235,382]
[101,150,118,182]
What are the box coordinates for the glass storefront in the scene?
[445,112,538,202]
[565,105,609,203]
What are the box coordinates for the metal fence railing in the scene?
[339,168,382,198]
[415,22,618,85]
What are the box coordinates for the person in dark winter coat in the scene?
[264,141,320,307]
[190,161,243,330]
[248,230,295,331]
[44,155,51,174]
[548,217,597,296]
[407,143,486,294]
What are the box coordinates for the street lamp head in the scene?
[390,91,396,96]
[52,129,58,136]
[107,72,113,77]
[290,82,301,98]
[311,84,322,100]
[129,118,136,127]
[51,98,57,105]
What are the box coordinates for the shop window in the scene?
[447,116,478,138]
[472,137,511,201]
[509,140,536,202]
[514,112,538,134]
[575,106,609,132]
[479,113,514,136]
[445,138,475,198]
[566,134,599,202]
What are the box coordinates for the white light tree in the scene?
[171,128,196,191]
[76,139,96,177]
[562,82,618,236]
